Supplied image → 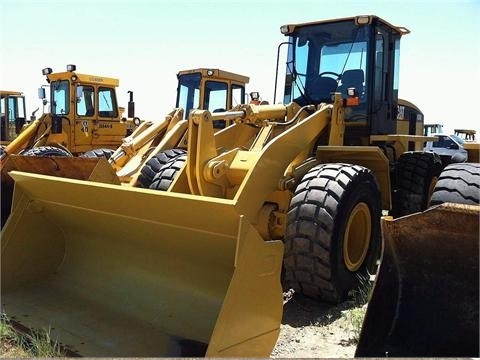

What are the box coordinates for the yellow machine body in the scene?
[1,92,429,355]
[1,97,343,356]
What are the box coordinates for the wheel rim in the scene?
[343,202,371,272]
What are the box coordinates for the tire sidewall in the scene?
[149,153,187,191]
[331,173,381,299]
[21,146,72,157]
[393,151,443,217]
[81,148,115,159]
[430,162,480,205]
[137,148,186,189]
[284,163,381,302]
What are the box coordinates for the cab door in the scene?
[74,84,96,149]
[369,21,400,135]
[91,86,125,146]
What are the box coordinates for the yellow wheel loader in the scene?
[1,15,461,357]
[0,65,142,226]
[1,64,139,159]
[0,90,29,146]
[107,68,250,187]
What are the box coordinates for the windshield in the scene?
[449,134,465,145]
[176,73,201,119]
[433,135,463,148]
[204,81,228,112]
[283,20,369,107]
[51,80,70,115]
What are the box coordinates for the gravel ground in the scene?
[271,292,363,358]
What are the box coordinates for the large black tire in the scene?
[392,151,443,217]
[81,148,115,159]
[284,163,381,303]
[429,163,480,205]
[21,146,72,157]
[137,148,186,188]
[149,152,188,191]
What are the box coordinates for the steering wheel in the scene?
[319,71,341,80]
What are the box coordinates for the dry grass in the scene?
[340,274,373,344]
[0,313,64,358]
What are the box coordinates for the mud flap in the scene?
[1,156,119,227]
[1,171,283,357]
[356,203,479,357]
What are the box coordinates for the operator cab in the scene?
[0,91,27,143]
[281,15,410,136]
[176,68,249,128]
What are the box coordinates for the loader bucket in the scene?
[1,171,283,357]
[356,203,479,357]
[1,156,119,228]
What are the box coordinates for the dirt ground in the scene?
[1,292,361,358]
[271,292,361,358]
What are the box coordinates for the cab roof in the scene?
[47,72,119,87]
[281,15,410,37]
[0,90,23,97]
[177,68,249,85]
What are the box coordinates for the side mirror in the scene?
[127,91,135,118]
[38,87,46,100]
[449,143,459,150]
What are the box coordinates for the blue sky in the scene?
[1,0,478,134]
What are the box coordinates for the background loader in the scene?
[1,64,139,159]
[0,65,141,227]
[107,68,250,187]
[0,90,29,146]
[1,15,468,357]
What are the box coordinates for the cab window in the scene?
[433,136,455,148]
[51,80,70,115]
[76,86,95,116]
[176,73,201,119]
[204,81,228,112]
[232,84,245,106]
[98,87,118,117]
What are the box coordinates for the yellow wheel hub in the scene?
[343,202,371,272]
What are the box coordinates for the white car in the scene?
[424,133,468,164]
